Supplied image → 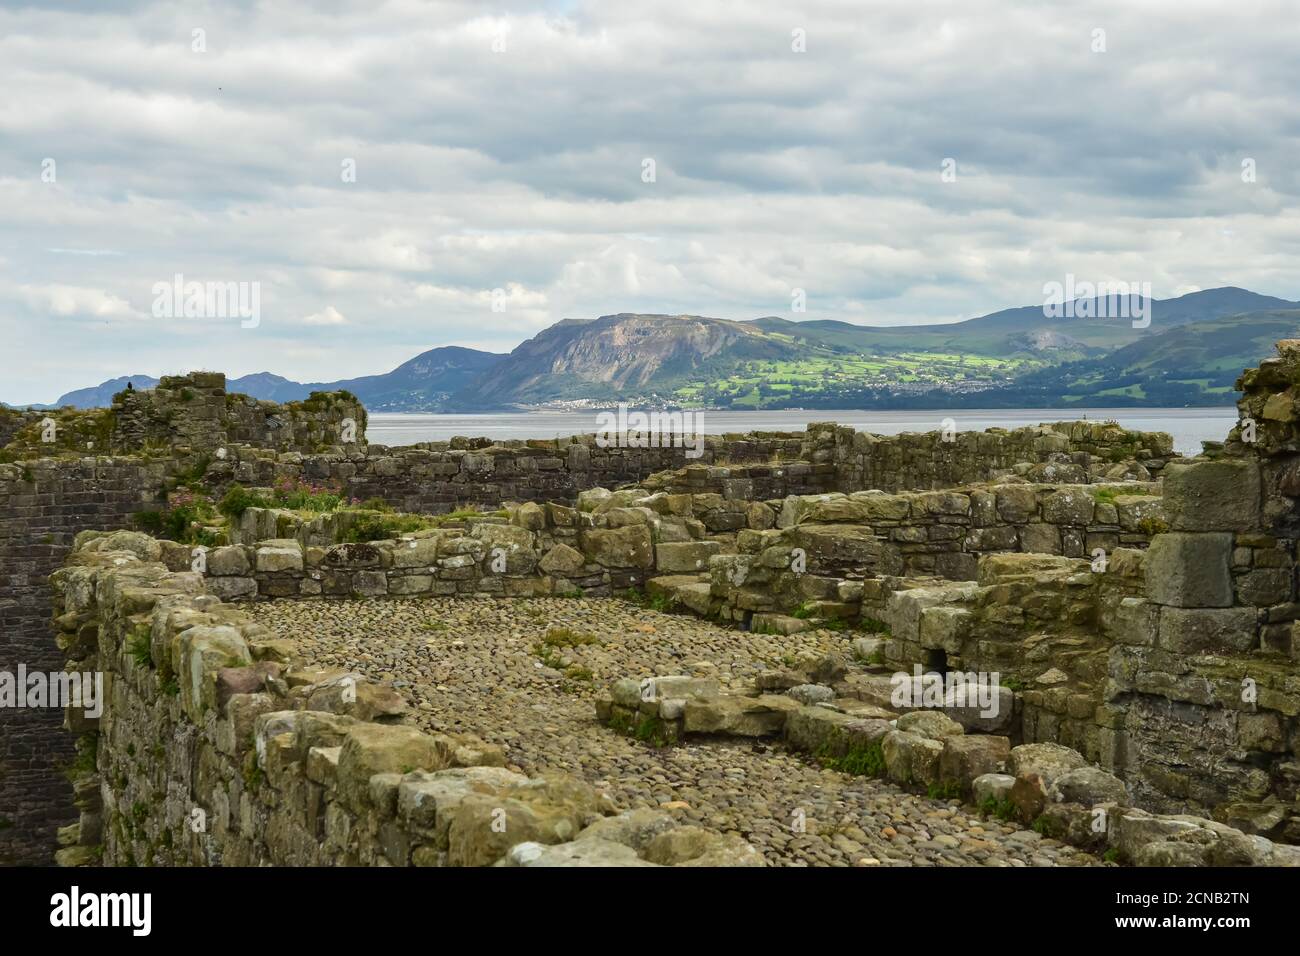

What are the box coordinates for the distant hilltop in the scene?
[14,286,1300,413]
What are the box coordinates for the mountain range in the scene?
[18,287,1300,412]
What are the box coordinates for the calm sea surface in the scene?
[368,407,1237,457]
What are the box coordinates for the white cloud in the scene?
[300,306,348,326]
[15,283,141,319]
[0,0,1298,402]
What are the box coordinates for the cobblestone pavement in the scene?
[246,597,1102,867]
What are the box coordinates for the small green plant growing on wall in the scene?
[817,740,885,777]
[978,795,1018,822]
[927,781,964,800]
[127,628,153,668]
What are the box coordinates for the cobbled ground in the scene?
[246,596,1102,867]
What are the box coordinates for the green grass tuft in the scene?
[818,740,885,777]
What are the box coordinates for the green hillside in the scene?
[1001,310,1300,407]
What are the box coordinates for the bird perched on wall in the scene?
[126,381,133,391]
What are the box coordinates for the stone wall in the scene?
[814,420,1174,493]
[641,421,1174,500]
[47,536,762,868]
[197,417,1174,517]
[1093,341,1300,838]
[656,481,1162,630]
[203,435,800,515]
[142,479,1161,610]
[0,378,365,863]
[0,457,171,865]
[0,373,367,461]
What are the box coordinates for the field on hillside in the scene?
[669,352,1046,408]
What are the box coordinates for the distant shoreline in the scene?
[365,406,1237,457]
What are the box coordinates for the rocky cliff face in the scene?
[451,313,797,405]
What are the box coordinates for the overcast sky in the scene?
[2,0,1298,403]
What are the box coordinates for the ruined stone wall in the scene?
[0,408,43,451]
[872,553,1142,760]
[0,373,367,461]
[1093,342,1300,839]
[209,419,1171,517]
[47,536,761,868]
[866,521,1300,842]
[767,482,1162,580]
[643,420,1174,500]
[817,420,1175,493]
[0,457,172,865]
[139,479,1161,609]
[109,373,367,456]
[204,435,801,515]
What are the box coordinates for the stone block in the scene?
[1143,532,1233,607]
[1157,606,1257,654]
[390,537,440,567]
[1042,487,1094,526]
[882,730,943,787]
[580,525,654,569]
[1109,597,1157,646]
[654,541,722,573]
[783,707,891,757]
[255,540,304,572]
[1046,766,1129,807]
[971,773,1015,805]
[1236,568,1293,607]
[941,680,1015,733]
[995,486,1038,523]
[208,545,251,576]
[337,724,451,806]
[895,710,964,740]
[1163,459,1261,532]
[939,734,1011,789]
[539,544,586,575]
[1019,523,1061,555]
[179,625,252,723]
[681,694,799,736]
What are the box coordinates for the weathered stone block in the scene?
[179,625,252,722]
[1042,487,1094,526]
[1046,766,1129,806]
[1144,532,1233,607]
[654,541,722,573]
[783,707,891,757]
[939,735,1010,789]
[208,545,251,576]
[1109,597,1158,646]
[995,486,1038,523]
[1163,459,1261,532]
[681,694,798,736]
[580,525,653,569]
[1019,523,1061,555]
[918,606,970,652]
[941,681,1015,733]
[255,540,304,573]
[207,576,257,601]
[895,710,964,740]
[539,543,586,575]
[337,724,450,806]
[972,772,1015,805]
[1157,606,1257,654]
[390,537,440,567]
[1237,568,1293,607]
[882,730,943,786]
